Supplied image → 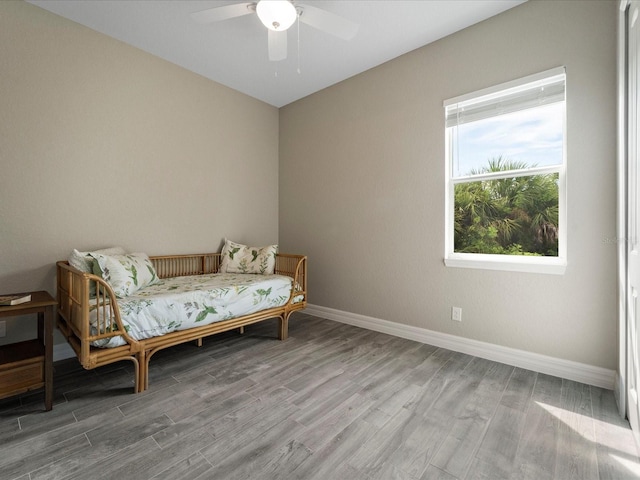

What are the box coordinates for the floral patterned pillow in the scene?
[219,240,277,275]
[91,252,159,297]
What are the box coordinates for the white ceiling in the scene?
[27,0,526,107]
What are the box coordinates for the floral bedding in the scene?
[91,273,298,348]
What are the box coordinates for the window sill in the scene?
[444,253,567,275]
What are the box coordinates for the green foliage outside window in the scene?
[454,157,559,256]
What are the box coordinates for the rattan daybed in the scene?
[56,250,307,393]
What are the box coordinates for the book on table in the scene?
[0,294,32,306]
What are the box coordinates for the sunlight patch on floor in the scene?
[611,454,640,477]
[536,401,637,456]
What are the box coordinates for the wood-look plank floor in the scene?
[1,313,639,480]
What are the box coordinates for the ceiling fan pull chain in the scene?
[297,8,301,74]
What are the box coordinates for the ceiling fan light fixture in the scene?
[256,0,297,31]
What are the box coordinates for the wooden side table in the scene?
[0,291,56,410]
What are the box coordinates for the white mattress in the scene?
[91,273,298,347]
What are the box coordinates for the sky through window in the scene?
[452,102,564,177]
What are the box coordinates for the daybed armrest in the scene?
[275,254,307,305]
[56,261,141,355]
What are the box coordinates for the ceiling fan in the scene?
[191,0,359,62]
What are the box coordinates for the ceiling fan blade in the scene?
[268,29,287,61]
[297,4,359,40]
[191,2,254,24]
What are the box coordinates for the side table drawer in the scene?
[0,356,44,399]
[0,338,46,400]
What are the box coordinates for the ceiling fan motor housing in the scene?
[256,0,297,31]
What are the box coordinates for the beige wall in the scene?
[0,1,279,345]
[0,0,619,371]
[279,0,618,369]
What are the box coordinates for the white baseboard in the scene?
[614,372,626,417]
[305,304,616,390]
[51,305,617,390]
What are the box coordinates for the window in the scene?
[444,67,566,274]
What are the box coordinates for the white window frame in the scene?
[444,67,567,275]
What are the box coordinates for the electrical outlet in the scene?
[451,307,462,322]
[0,321,5,337]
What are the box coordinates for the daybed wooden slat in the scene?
[56,252,306,393]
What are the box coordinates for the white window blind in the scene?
[445,68,566,128]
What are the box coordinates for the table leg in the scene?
[43,306,53,411]
[37,312,44,342]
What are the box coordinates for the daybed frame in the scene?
[56,253,307,393]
